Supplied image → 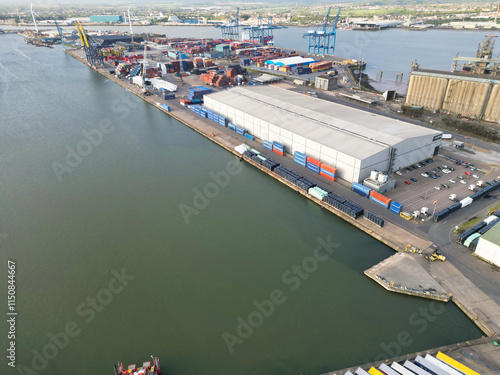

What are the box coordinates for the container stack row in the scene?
[323,192,364,219]
[188,86,213,103]
[434,181,500,222]
[272,142,285,156]
[364,212,384,227]
[351,182,401,217]
[274,166,302,184]
[293,151,337,182]
[433,202,460,222]
[458,214,499,248]
[470,180,500,200]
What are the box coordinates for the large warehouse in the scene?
[204,86,442,183]
[474,223,500,267]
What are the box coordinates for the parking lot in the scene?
[385,154,496,218]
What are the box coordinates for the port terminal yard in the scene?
[65,47,500,373]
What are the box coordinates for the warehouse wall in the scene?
[475,238,500,267]
[391,135,441,172]
[205,97,374,183]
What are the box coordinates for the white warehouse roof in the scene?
[206,86,441,160]
[264,56,317,67]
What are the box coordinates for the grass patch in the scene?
[488,203,500,215]
[455,217,480,234]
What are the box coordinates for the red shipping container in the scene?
[369,191,391,206]
[273,149,285,156]
[319,171,336,181]
[306,156,320,166]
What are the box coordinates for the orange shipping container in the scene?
[319,163,337,174]
[369,191,391,205]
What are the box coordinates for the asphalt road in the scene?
[426,197,500,307]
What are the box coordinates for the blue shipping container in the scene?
[390,201,402,214]
[294,155,306,167]
[228,123,236,131]
[306,162,319,173]
[351,183,371,196]
[320,168,336,178]
[370,195,389,208]
[244,133,255,141]
[273,142,284,151]
[263,140,273,150]
[295,151,306,159]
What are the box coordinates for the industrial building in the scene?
[89,15,123,23]
[204,86,442,183]
[405,35,500,123]
[405,69,500,123]
[474,222,500,267]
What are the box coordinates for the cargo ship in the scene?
[114,356,161,375]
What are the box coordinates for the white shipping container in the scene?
[460,197,473,208]
[132,76,144,86]
[234,145,247,154]
[484,215,498,225]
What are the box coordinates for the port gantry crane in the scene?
[219,8,240,40]
[54,20,67,50]
[75,22,104,68]
[243,16,284,45]
[302,7,341,56]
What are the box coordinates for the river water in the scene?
[0,32,483,375]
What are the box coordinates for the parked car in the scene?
[404,168,411,173]
[435,186,442,191]
[404,181,411,185]
[396,171,403,176]
[458,175,464,180]
[442,165,448,169]
[442,169,451,174]
[434,173,441,177]
[450,167,455,171]
[410,178,417,182]
[430,174,437,179]
[441,183,449,188]
[465,171,472,176]
[472,174,479,179]
[449,179,456,184]
[460,180,467,184]
[421,173,429,177]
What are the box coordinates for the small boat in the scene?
[114,356,161,375]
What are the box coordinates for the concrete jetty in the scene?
[365,252,451,302]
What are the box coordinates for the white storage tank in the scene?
[370,170,380,180]
[378,173,388,183]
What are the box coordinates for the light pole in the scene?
[432,199,438,217]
